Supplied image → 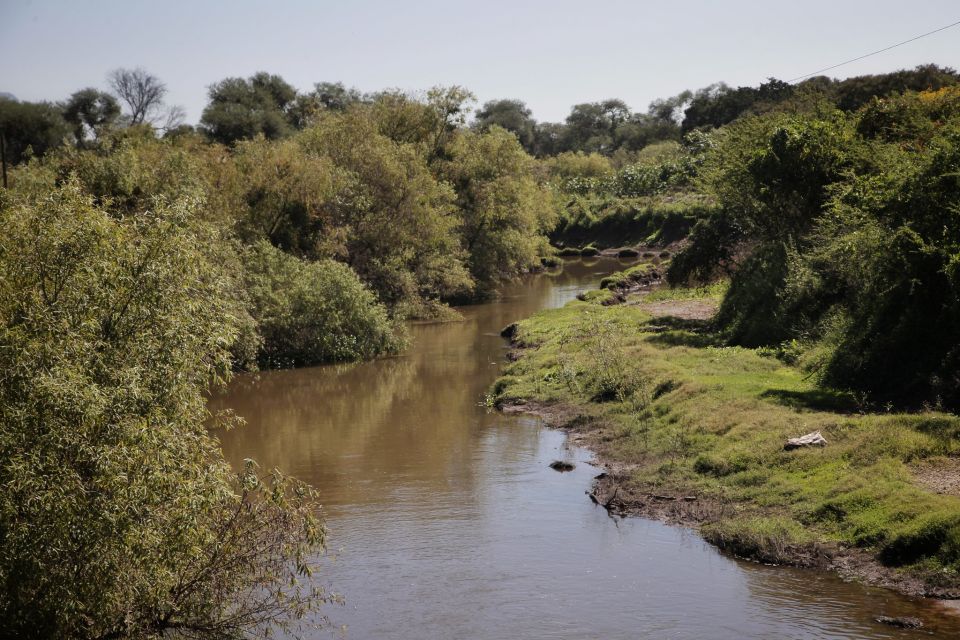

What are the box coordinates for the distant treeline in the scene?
[3,64,958,168]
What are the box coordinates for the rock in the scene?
[784,431,828,451]
[500,322,519,339]
[875,616,923,629]
[617,248,640,258]
[580,246,600,257]
[540,256,560,268]
[557,247,581,257]
[549,460,575,472]
[658,250,671,258]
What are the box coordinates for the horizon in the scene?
[3,0,959,125]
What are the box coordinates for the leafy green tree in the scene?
[0,182,328,638]
[562,99,631,153]
[288,82,365,129]
[531,121,567,156]
[299,109,473,308]
[63,88,121,146]
[200,72,298,144]
[830,63,959,111]
[233,136,342,256]
[441,126,557,294]
[473,99,537,152]
[681,79,794,132]
[0,98,69,187]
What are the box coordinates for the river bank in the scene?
[492,264,960,602]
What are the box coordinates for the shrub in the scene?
[244,241,404,366]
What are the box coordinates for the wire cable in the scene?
[788,19,960,83]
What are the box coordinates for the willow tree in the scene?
[0,183,329,639]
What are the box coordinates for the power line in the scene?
[787,19,960,83]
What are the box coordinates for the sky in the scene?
[2,0,959,124]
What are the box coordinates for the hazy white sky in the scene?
[2,0,958,124]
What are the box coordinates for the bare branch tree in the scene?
[107,67,168,125]
[160,104,187,132]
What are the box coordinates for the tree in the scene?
[562,99,632,153]
[298,108,473,307]
[440,126,557,294]
[288,82,365,129]
[107,67,167,125]
[63,88,120,146]
[0,98,69,187]
[0,182,329,638]
[200,72,298,144]
[473,99,537,153]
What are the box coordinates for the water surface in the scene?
[213,258,960,639]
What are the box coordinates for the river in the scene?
[211,258,960,639]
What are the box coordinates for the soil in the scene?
[635,298,719,321]
[913,458,960,497]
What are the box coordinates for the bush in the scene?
[244,241,404,366]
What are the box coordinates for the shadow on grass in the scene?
[643,316,724,348]
[760,388,859,413]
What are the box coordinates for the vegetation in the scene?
[0,184,328,637]
[4,59,960,631]
[671,86,960,408]
[244,241,403,367]
[493,274,960,591]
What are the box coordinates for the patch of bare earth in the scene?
[913,458,960,497]
[638,298,718,321]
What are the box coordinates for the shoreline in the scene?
[499,398,960,602]
[491,270,960,606]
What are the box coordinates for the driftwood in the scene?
[784,430,827,451]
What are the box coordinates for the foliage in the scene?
[63,88,121,146]
[440,127,557,295]
[673,88,960,406]
[473,99,537,153]
[0,183,328,638]
[0,99,70,176]
[298,108,473,307]
[243,241,404,367]
[200,72,299,145]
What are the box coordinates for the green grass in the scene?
[642,280,728,302]
[599,261,660,290]
[494,279,960,589]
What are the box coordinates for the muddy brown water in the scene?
[212,258,960,639]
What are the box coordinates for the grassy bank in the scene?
[492,269,960,596]
[549,193,713,251]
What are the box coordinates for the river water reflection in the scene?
[212,258,960,639]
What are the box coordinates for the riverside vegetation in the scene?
[1,63,959,635]
[494,78,960,595]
